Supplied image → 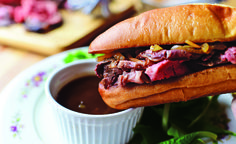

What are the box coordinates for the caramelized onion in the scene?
[96,53,114,62]
[171,45,204,54]
[113,52,125,60]
[150,44,163,51]
[201,43,210,54]
[109,61,118,68]
[129,58,146,64]
[185,40,201,48]
[97,42,227,62]
[129,57,140,62]
[171,43,227,54]
[97,52,126,62]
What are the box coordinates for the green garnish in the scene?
[63,48,103,63]
[161,131,218,144]
[129,95,236,144]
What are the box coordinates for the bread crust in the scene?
[99,64,236,109]
[89,4,236,54]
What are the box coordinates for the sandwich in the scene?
[88,3,236,110]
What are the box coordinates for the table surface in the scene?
[0,46,45,92]
[0,0,236,93]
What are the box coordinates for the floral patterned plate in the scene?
[0,47,236,144]
[0,47,97,144]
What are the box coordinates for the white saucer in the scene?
[0,47,235,143]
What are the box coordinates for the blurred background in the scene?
[0,0,235,92]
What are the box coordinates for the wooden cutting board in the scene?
[0,0,137,56]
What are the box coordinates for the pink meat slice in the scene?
[0,0,20,6]
[145,60,189,82]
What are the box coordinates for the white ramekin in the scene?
[45,59,144,144]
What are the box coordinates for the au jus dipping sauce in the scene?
[56,75,121,114]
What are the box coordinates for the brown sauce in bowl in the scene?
[56,76,121,115]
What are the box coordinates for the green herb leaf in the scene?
[129,96,235,144]
[63,48,103,63]
[160,131,218,144]
[167,124,185,138]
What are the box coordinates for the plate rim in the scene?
[0,46,89,143]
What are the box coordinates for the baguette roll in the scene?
[89,4,236,109]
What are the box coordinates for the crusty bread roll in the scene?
[88,4,236,109]
[89,4,236,54]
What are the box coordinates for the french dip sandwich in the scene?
[89,3,236,109]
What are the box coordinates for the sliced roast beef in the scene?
[95,61,110,78]
[96,45,236,88]
[223,47,236,64]
[138,49,195,62]
[118,70,145,86]
[199,47,236,66]
[0,0,63,32]
[102,66,123,89]
[117,60,146,70]
[145,60,189,82]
